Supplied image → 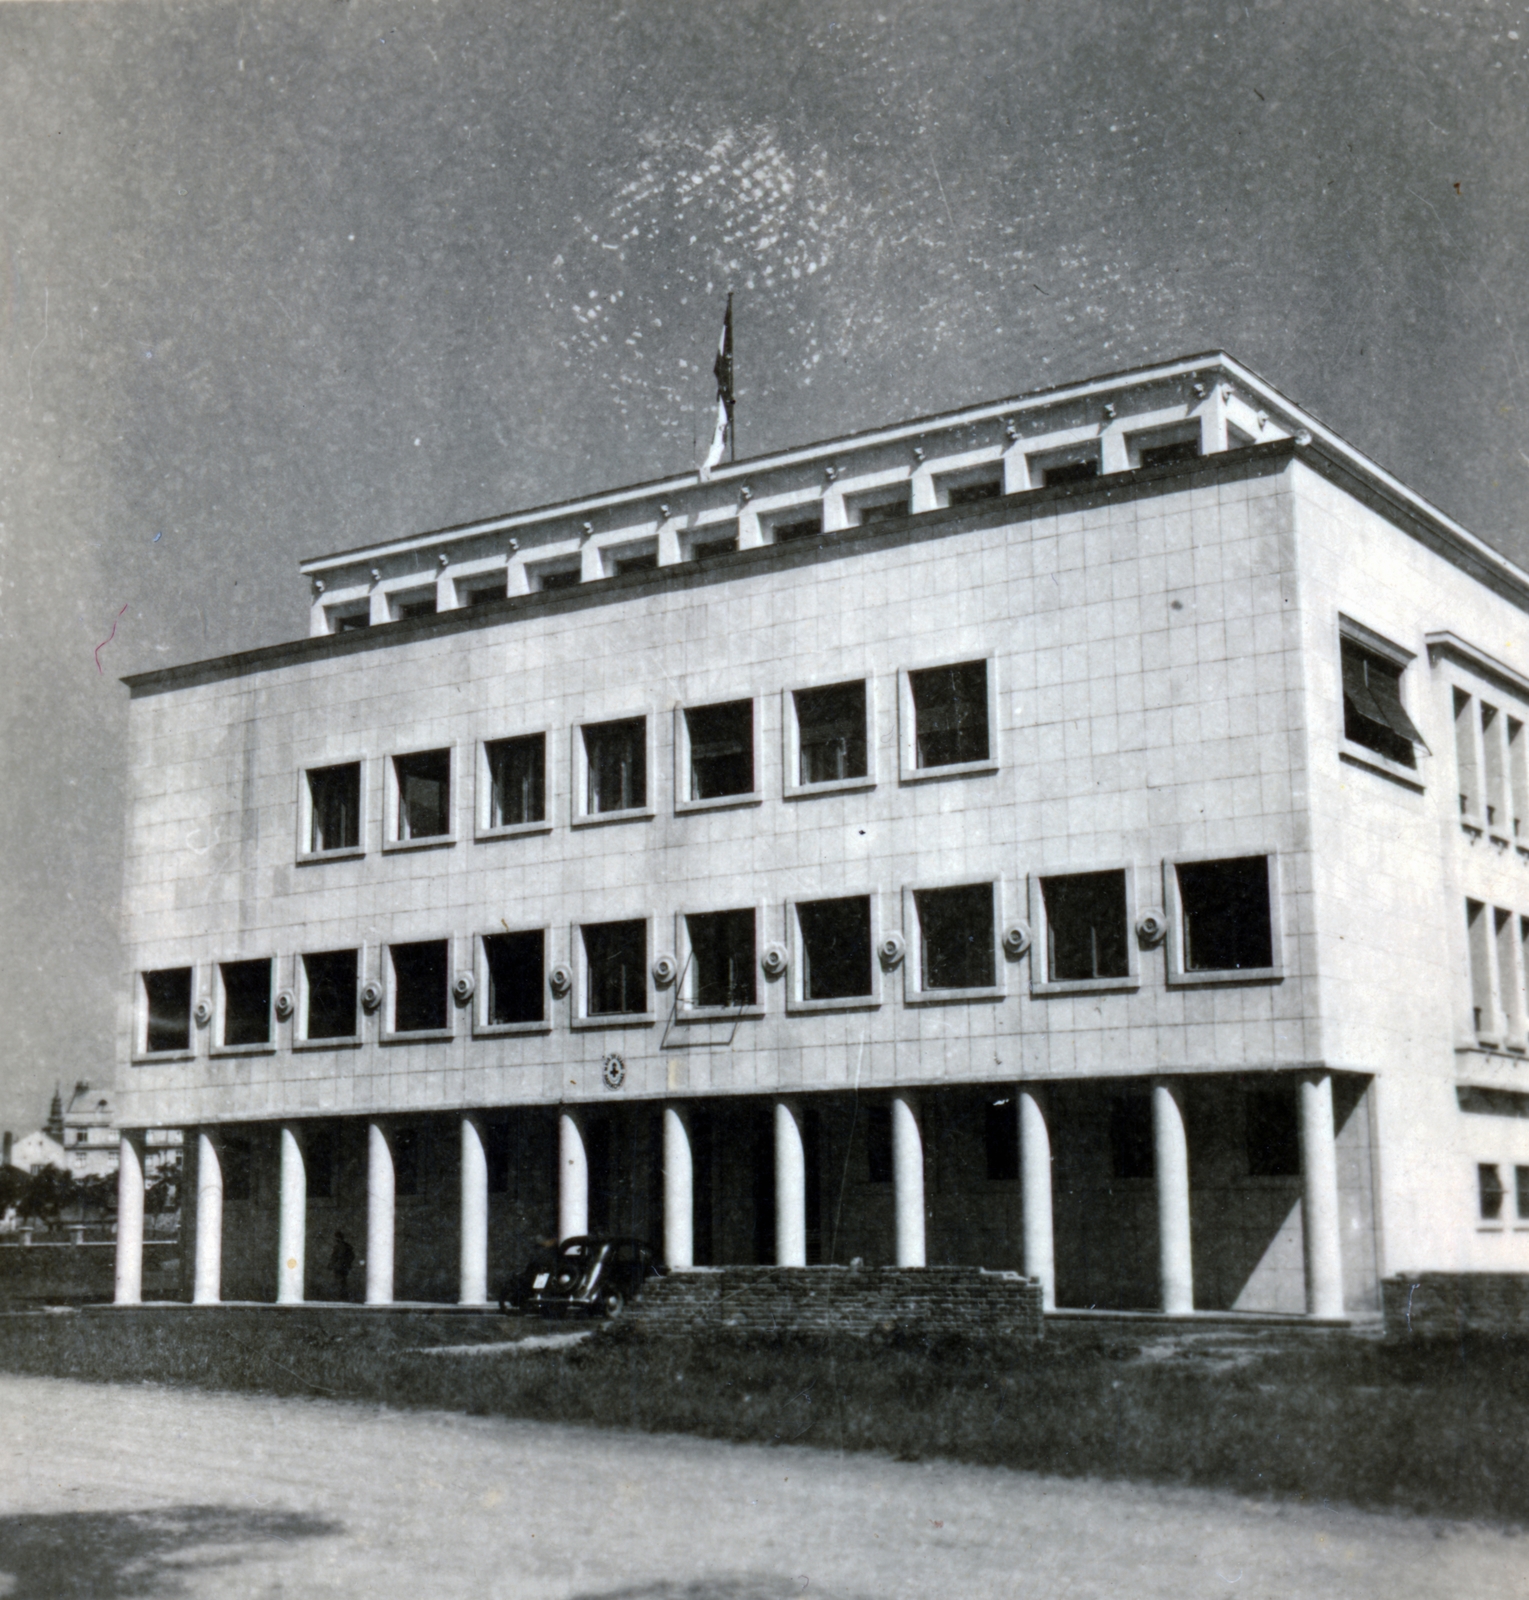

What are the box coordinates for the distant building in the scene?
[58,1083,181,1182]
[5,1129,66,1176]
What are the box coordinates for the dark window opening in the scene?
[1517,1165,1529,1220]
[614,551,658,575]
[1139,438,1201,469]
[308,763,360,853]
[483,930,545,1025]
[394,1127,422,1197]
[984,1097,1019,1181]
[1341,640,1420,769]
[773,513,823,543]
[334,610,370,632]
[391,940,448,1033]
[917,883,996,990]
[463,580,505,606]
[910,660,989,768]
[1110,1093,1154,1180]
[1178,856,1274,972]
[484,1121,510,1194]
[584,920,647,1015]
[584,718,646,813]
[798,896,873,1001]
[143,968,192,1053]
[947,477,1003,505]
[303,949,357,1040]
[1043,871,1129,981]
[486,734,545,828]
[865,1104,893,1183]
[395,749,450,839]
[305,1124,338,1200]
[849,495,909,525]
[691,534,738,559]
[687,701,754,799]
[796,681,868,785]
[536,567,581,591]
[395,594,438,620]
[1480,1162,1506,1220]
[1245,1086,1300,1177]
[221,1136,252,1202]
[1040,459,1098,487]
[221,959,271,1047]
[687,910,756,1009]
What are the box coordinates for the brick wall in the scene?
[633,1265,1043,1339]
[1382,1272,1529,1337]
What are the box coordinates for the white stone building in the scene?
[109,351,1529,1315]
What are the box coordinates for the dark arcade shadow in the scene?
[0,1505,342,1599]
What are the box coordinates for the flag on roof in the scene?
[700,293,734,479]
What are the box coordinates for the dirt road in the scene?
[0,1373,1521,1599]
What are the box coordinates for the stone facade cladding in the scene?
[1382,1272,1529,1337]
[632,1264,1044,1339]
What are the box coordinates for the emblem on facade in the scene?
[601,1053,626,1089]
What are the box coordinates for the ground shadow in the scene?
[572,1581,866,1600]
[0,1505,342,1598]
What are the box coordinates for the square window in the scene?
[1245,1085,1300,1177]
[1042,871,1130,982]
[1110,1093,1154,1179]
[684,700,755,801]
[685,910,756,1010]
[484,734,546,830]
[220,959,272,1048]
[582,920,648,1017]
[1176,856,1274,973]
[306,763,361,855]
[792,680,870,790]
[393,749,451,841]
[846,491,909,526]
[303,949,357,1041]
[905,660,992,774]
[1341,638,1421,770]
[582,717,647,815]
[142,968,192,1054]
[393,591,438,620]
[864,1104,893,1183]
[797,895,873,1003]
[390,940,448,1034]
[913,883,997,993]
[531,563,581,591]
[482,930,545,1027]
[772,511,823,543]
[1480,1162,1506,1221]
[984,1097,1018,1181]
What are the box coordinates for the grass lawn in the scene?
[0,1310,1525,1525]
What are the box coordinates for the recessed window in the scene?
[1517,1165,1529,1220]
[1466,899,1494,1040]
[582,920,648,1017]
[482,930,545,1027]
[1137,437,1201,469]
[792,680,869,790]
[865,1104,892,1183]
[1110,1093,1154,1179]
[1342,639,1421,769]
[772,511,823,543]
[329,605,370,632]
[913,883,997,993]
[1480,1162,1506,1221]
[531,562,581,591]
[582,717,647,815]
[690,531,739,559]
[302,949,357,1042]
[393,590,438,620]
[906,660,991,773]
[1245,1085,1300,1177]
[1039,458,1098,487]
[390,940,448,1034]
[684,700,755,802]
[142,968,192,1054]
[1042,871,1129,983]
[607,542,658,576]
[684,909,756,1010]
[220,959,272,1048]
[393,749,451,841]
[306,763,361,855]
[1176,857,1274,973]
[846,491,909,526]
[937,469,1004,506]
[797,895,873,1002]
[461,577,506,606]
[984,1097,1018,1181]
[485,734,546,830]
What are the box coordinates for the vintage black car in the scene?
[521,1236,666,1319]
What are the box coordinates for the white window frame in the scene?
[381,934,457,1044]
[476,729,554,840]
[324,600,372,633]
[572,915,657,1030]
[383,744,458,853]
[132,963,199,1063]
[571,712,656,828]
[783,675,878,800]
[785,892,883,1015]
[931,463,1006,508]
[473,925,553,1037]
[211,955,277,1057]
[843,484,913,527]
[386,583,441,621]
[525,555,583,592]
[296,757,367,865]
[451,566,509,608]
[673,905,766,1022]
[1163,849,1284,988]
[683,520,742,560]
[602,538,659,577]
[294,946,364,1050]
[674,697,764,814]
[759,497,826,544]
[1123,420,1201,469]
[1028,865,1141,996]
[897,655,1000,784]
[901,878,1006,1005]
[1337,615,1425,791]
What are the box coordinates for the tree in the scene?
[21,1167,79,1228]
[0,1165,28,1216]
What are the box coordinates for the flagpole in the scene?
[729,294,736,463]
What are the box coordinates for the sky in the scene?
[1,0,1527,1134]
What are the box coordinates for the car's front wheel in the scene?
[600,1286,626,1320]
